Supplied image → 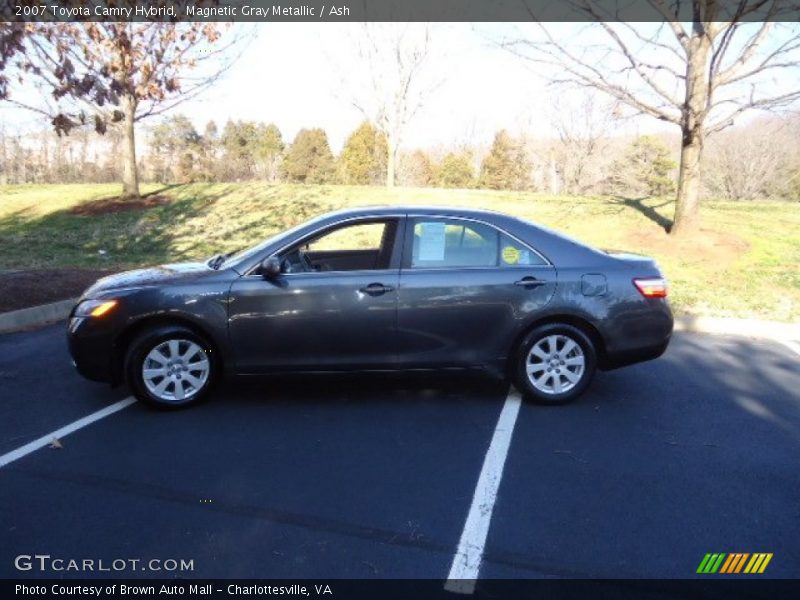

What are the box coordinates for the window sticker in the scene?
[502,245,520,264]
[418,222,447,261]
[519,249,531,265]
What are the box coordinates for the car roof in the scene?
[323,205,509,221]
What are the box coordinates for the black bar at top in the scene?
[3,0,800,22]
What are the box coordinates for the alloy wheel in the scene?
[526,334,586,395]
[142,339,210,403]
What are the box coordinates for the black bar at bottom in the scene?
[3,579,800,600]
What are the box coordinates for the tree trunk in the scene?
[121,93,140,199]
[549,156,560,194]
[672,128,704,235]
[0,129,6,185]
[386,133,396,188]
[671,23,711,236]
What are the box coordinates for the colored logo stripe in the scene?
[744,553,773,574]
[719,554,734,573]
[697,553,726,573]
[720,553,749,573]
[698,553,773,574]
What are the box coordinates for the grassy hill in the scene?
[0,182,798,321]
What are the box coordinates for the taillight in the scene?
[633,277,668,298]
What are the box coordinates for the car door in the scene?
[396,216,557,369]
[228,217,403,373]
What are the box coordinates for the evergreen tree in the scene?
[150,115,203,183]
[282,128,336,184]
[612,135,677,196]
[436,151,474,188]
[221,120,260,179]
[218,120,284,181]
[479,130,530,191]
[255,123,285,182]
[339,122,388,185]
[201,120,220,180]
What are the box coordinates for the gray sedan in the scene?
[68,206,673,408]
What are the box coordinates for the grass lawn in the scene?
[0,182,798,321]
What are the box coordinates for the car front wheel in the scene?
[125,326,216,409]
[514,324,597,405]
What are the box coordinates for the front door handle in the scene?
[359,282,394,296]
[514,276,546,288]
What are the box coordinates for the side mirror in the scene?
[261,256,282,278]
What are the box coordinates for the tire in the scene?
[513,323,597,405]
[125,325,217,409]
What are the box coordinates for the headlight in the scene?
[74,299,118,318]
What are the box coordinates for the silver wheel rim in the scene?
[526,334,585,395]
[142,339,210,403]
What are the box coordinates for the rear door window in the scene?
[409,219,498,268]
[407,218,546,268]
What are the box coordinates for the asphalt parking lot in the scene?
[1,322,798,582]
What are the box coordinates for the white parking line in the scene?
[0,397,136,469]
[445,388,523,594]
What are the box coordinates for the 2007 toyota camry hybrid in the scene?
[68,206,673,409]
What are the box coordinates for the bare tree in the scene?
[705,116,794,200]
[548,92,619,194]
[2,19,248,198]
[345,24,442,187]
[503,1,800,234]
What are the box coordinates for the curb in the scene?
[673,315,800,342]
[0,298,78,334]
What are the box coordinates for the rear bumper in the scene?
[600,299,674,370]
[601,335,671,370]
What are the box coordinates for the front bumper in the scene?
[67,316,117,383]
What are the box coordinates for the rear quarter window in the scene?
[499,233,547,266]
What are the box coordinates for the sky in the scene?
[0,23,657,152]
[172,23,564,152]
[2,22,797,153]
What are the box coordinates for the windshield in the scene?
[223,213,331,272]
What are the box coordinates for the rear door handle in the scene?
[359,283,394,295]
[514,276,546,288]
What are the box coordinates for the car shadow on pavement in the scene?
[211,370,509,408]
[668,334,800,435]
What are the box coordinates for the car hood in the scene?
[83,262,212,297]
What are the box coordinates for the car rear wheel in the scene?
[514,324,597,405]
[125,326,216,409]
